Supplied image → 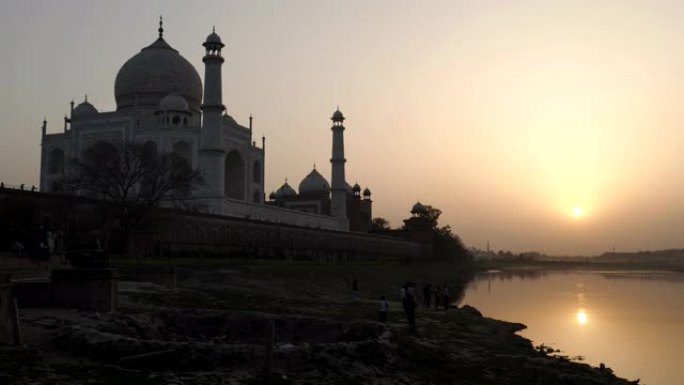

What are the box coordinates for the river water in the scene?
[458,269,684,385]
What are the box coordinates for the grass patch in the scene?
[53,364,164,385]
[117,256,476,324]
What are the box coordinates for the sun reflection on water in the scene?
[576,309,588,325]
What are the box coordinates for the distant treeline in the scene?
[597,249,684,262]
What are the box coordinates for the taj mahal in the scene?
[39,19,373,232]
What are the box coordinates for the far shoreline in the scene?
[475,258,684,273]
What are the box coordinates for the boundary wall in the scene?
[148,209,431,262]
[1,188,431,262]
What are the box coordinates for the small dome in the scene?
[204,30,223,46]
[331,108,345,122]
[269,191,276,200]
[353,183,361,191]
[72,100,98,116]
[222,113,238,125]
[158,92,189,111]
[411,201,428,215]
[345,181,354,195]
[299,168,330,195]
[275,181,297,198]
[363,187,371,196]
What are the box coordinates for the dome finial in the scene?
[331,107,345,122]
[84,94,88,102]
[158,15,164,38]
[213,25,216,33]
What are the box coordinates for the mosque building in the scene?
[266,108,373,232]
[38,19,371,232]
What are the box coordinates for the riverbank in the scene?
[1,261,638,384]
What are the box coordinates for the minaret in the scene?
[199,27,226,201]
[39,118,47,191]
[330,108,347,219]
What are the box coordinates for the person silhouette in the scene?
[378,296,389,323]
[423,283,432,308]
[352,276,359,300]
[442,285,450,310]
[403,283,417,333]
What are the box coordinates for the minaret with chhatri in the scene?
[199,26,226,203]
[330,108,348,226]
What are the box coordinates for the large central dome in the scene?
[114,37,202,112]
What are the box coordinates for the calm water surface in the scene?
[459,269,684,385]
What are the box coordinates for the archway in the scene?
[141,141,158,166]
[172,140,192,163]
[253,160,261,183]
[48,148,65,175]
[224,150,245,200]
[85,140,117,164]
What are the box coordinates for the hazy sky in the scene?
[2,0,684,255]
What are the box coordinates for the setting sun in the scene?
[576,309,588,325]
[571,206,584,218]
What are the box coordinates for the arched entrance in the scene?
[172,140,192,163]
[224,150,245,200]
[48,148,65,175]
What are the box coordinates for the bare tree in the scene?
[63,141,203,249]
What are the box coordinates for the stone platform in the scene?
[13,268,119,312]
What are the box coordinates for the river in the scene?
[458,269,684,385]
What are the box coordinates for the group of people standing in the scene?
[420,283,451,310]
[376,282,452,334]
[10,225,63,261]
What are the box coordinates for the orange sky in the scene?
[1,0,683,255]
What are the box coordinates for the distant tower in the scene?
[199,27,226,201]
[330,108,347,219]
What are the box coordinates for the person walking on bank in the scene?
[407,283,416,305]
[352,276,359,300]
[415,283,423,307]
[434,285,441,309]
[403,284,418,334]
[423,283,432,308]
[442,285,450,311]
[378,296,390,323]
[400,284,406,302]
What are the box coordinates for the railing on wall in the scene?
[0,183,40,192]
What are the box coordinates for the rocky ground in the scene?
[1,263,639,384]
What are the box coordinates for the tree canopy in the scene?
[417,204,470,262]
[63,141,203,247]
[370,217,391,231]
[434,224,470,262]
